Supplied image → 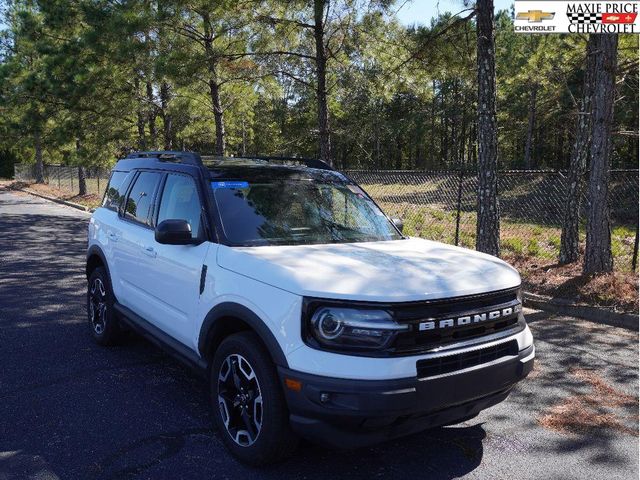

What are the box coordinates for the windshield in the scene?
[212,179,402,246]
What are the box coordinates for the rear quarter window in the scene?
[102,171,131,211]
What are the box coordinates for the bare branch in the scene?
[271,69,314,89]
[224,50,315,61]
[256,15,315,30]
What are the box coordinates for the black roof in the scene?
[207,164,348,183]
[115,151,347,182]
[202,155,333,171]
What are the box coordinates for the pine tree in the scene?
[475,0,500,256]
[584,34,618,274]
[560,35,597,265]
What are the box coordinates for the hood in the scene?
[216,237,521,302]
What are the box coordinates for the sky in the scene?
[395,0,515,26]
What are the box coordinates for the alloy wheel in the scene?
[217,354,263,447]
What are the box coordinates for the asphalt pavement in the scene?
[0,187,637,480]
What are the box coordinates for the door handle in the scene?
[143,246,157,258]
[108,232,119,242]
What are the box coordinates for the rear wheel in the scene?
[87,266,121,345]
[211,332,298,465]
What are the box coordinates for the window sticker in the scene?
[211,181,249,189]
[347,184,366,198]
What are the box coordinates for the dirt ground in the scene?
[2,179,101,209]
[507,256,639,313]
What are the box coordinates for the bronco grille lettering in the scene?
[418,304,521,332]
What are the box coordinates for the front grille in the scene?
[416,340,519,378]
[389,288,523,355]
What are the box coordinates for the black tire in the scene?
[211,332,299,465]
[87,266,122,346]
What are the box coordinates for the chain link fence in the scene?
[345,169,639,271]
[14,164,639,270]
[14,163,111,197]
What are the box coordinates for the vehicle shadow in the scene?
[271,424,486,479]
[89,417,486,480]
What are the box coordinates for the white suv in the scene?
[86,151,534,465]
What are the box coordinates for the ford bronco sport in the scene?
[86,151,534,465]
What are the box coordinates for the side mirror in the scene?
[155,219,193,245]
[392,218,404,234]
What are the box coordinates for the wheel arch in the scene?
[199,303,288,368]
[86,245,109,280]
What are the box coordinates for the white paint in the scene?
[217,237,521,302]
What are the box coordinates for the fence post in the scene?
[97,170,100,196]
[632,222,639,272]
[57,167,61,189]
[454,169,464,246]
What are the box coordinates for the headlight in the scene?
[308,307,409,351]
[516,286,523,305]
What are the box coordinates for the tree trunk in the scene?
[440,87,448,167]
[241,117,247,156]
[451,81,459,167]
[135,75,146,150]
[209,78,226,156]
[560,36,597,265]
[475,0,500,256]
[523,84,537,169]
[314,0,332,166]
[395,136,402,169]
[76,138,87,196]
[78,166,87,195]
[459,85,468,167]
[429,80,436,169]
[470,120,477,167]
[557,126,565,166]
[34,129,44,183]
[374,117,381,168]
[202,13,226,156]
[160,81,173,150]
[146,80,157,148]
[584,34,618,274]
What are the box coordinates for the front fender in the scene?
[198,302,289,367]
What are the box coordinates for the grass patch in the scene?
[527,238,541,257]
[503,237,525,255]
[548,235,561,249]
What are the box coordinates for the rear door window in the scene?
[123,171,162,227]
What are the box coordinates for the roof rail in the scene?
[125,151,203,166]
[202,155,334,171]
[125,151,334,171]
[255,156,334,171]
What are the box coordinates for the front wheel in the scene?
[211,332,299,465]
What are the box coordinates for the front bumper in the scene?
[279,344,534,448]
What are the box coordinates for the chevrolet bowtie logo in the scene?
[516,10,555,22]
